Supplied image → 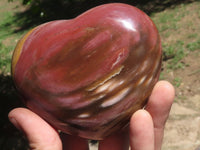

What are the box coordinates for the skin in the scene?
[8,80,175,150]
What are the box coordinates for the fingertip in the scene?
[145,80,175,150]
[129,110,154,150]
[130,109,153,133]
[8,107,25,117]
[8,107,31,119]
[8,108,62,150]
[130,109,151,120]
[147,80,175,111]
[159,80,175,94]
[8,108,31,131]
[154,80,175,102]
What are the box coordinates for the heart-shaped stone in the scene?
[12,3,162,140]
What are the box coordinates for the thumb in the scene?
[8,108,62,150]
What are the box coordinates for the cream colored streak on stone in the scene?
[86,65,124,91]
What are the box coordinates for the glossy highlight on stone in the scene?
[12,3,162,140]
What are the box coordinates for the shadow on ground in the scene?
[0,74,28,150]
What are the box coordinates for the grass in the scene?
[162,40,186,69]
[0,42,12,74]
[186,40,200,51]
[0,0,30,75]
[151,4,187,32]
[173,77,182,87]
[152,1,200,71]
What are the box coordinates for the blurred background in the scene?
[0,0,199,149]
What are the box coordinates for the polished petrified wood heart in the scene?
[12,3,162,140]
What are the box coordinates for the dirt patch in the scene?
[161,36,200,150]
[0,0,26,13]
[162,50,200,100]
[163,97,200,150]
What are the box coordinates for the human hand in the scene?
[8,80,174,150]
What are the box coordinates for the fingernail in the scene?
[9,117,22,131]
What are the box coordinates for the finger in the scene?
[60,133,89,150]
[8,108,62,150]
[129,110,154,150]
[98,129,129,150]
[145,80,175,150]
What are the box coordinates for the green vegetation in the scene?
[186,40,200,51]
[0,1,29,75]
[0,42,12,74]
[162,41,186,69]
[152,1,200,71]
[173,77,182,87]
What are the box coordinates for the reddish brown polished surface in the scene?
[12,3,162,140]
